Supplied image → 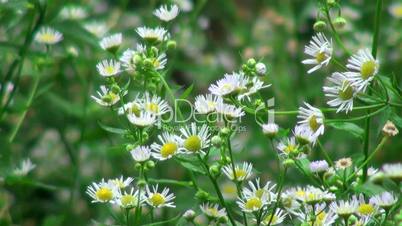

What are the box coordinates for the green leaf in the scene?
[98,121,127,134]
[389,111,402,129]
[175,158,206,175]
[328,122,364,140]
[179,84,194,100]
[353,182,386,196]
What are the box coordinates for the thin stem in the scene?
[317,140,334,168]
[330,58,347,71]
[126,208,130,226]
[325,105,387,123]
[267,167,287,226]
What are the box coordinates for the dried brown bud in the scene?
[382,120,399,136]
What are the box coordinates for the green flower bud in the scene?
[137,179,147,187]
[195,189,209,201]
[167,40,177,50]
[247,58,256,67]
[329,186,338,192]
[220,127,230,136]
[126,144,136,151]
[327,0,337,7]
[151,46,159,56]
[133,54,142,64]
[141,131,149,142]
[333,17,347,29]
[111,84,121,94]
[283,159,295,168]
[143,58,153,68]
[183,210,196,221]
[209,164,221,178]
[211,135,223,147]
[146,160,155,169]
[313,20,327,32]
[135,163,142,170]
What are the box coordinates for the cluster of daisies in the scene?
[302,33,379,113]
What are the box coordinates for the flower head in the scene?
[293,125,317,145]
[13,158,36,176]
[323,72,356,113]
[35,27,63,45]
[100,33,122,52]
[346,48,379,92]
[153,4,180,21]
[96,59,121,77]
[297,102,325,137]
[130,146,152,162]
[84,21,108,38]
[114,187,142,208]
[209,72,249,97]
[91,85,125,106]
[200,203,227,219]
[382,120,399,136]
[238,77,271,101]
[151,132,182,160]
[194,94,222,114]
[127,111,157,127]
[302,33,332,74]
[136,26,169,43]
[141,92,171,116]
[310,160,329,173]
[59,5,87,20]
[329,199,358,218]
[145,185,175,208]
[86,179,117,203]
[277,137,301,159]
[354,194,379,217]
[335,157,353,170]
[382,163,402,181]
[109,176,134,189]
[179,123,210,154]
[262,123,279,137]
[222,162,253,182]
[215,102,245,119]
[369,191,398,209]
[261,209,287,225]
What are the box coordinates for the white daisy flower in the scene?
[136,26,169,43]
[127,111,156,127]
[91,85,124,106]
[84,21,108,38]
[301,33,333,74]
[323,72,356,113]
[215,102,245,119]
[151,132,182,160]
[59,5,87,20]
[114,187,142,208]
[345,48,380,92]
[153,4,180,22]
[335,157,353,170]
[130,146,152,162]
[262,123,279,137]
[369,191,398,210]
[119,44,147,70]
[293,125,317,145]
[238,77,271,101]
[179,123,210,154]
[309,160,329,173]
[149,52,168,70]
[329,199,358,218]
[242,178,276,201]
[261,209,287,226]
[13,158,36,176]
[277,137,301,159]
[382,163,402,181]
[294,203,337,226]
[35,27,63,45]
[141,92,171,116]
[280,192,301,213]
[100,33,122,52]
[256,62,267,75]
[389,3,402,18]
[86,179,118,203]
[109,176,134,189]
[222,162,253,182]
[356,166,379,177]
[145,185,175,208]
[237,195,268,213]
[297,102,325,137]
[194,94,222,114]
[237,178,276,212]
[200,203,227,219]
[174,0,193,12]
[118,99,142,116]
[96,59,121,77]
[353,194,379,218]
[209,72,249,97]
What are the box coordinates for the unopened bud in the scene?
[382,121,399,137]
[137,179,147,187]
[262,123,279,138]
[126,144,135,151]
[146,160,155,169]
[111,84,121,93]
[143,58,153,67]
[313,20,327,32]
[256,62,267,75]
[329,186,338,192]
[134,163,142,170]
[220,127,230,136]
[209,164,221,177]
[167,40,177,50]
[195,189,209,201]
[327,0,337,7]
[283,159,295,167]
[183,209,196,221]
[333,17,347,29]
[211,135,223,147]
[247,58,256,67]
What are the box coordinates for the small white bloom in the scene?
[86,179,118,203]
[209,72,249,96]
[84,21,108,38]
[237,195,267,213]
[294,203,336,226]
[59,5,87,20]
[238,77,271,101]
[141,92,171,116]
[109,176,134,189]
[310,160,329,173]
[96,59,121,77]
[345,48,379,92]
[323,72,356,113]
[114,187,142,208]
[389,3,402,18]
[293,125,317,145]
[145,184,175,208]
[200,203,227,219]
[100,33,122,51]
[330,199,358,218]
[183,209,196,220]
[261,209,287,226]
[277,137,301,159]
[35,27,63,45]
[353,194,379,217]
[136,26,169,43]
[369,191,398,209]
[242,178,276,201]
[255,62,267,75]
[194,94,222,114]
[91,86,124,106]
[153,4,180,22]
[297,102,325,137]
[356,166,379,177]
[215,102,245,119]
[302,33,332,74]
[119,44,146,71]
[174,0,193,12]
[118,99,142,116]
[222,162,253,182]
[382,163,402,181]
[130,146,152,162]
[151,132,182,160]
[127,111,156,127]
[13,158,36,176]
[262,123,279,136]
[335,157,353,169]
[179,123,210,154]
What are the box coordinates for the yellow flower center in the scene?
[315,52,327,63]
[222,83,234,93]
[40,34,57,43]
[360,60,376,80]
[153,58,160,68]
[339,81,354,100]
[149,193,165,206]
[245,197,262,210]
[121,194,136,207]
[95,187,113,201]
[358,203,375,216]
[207,101,217,109]
[296,190,306,197]
[146,102,159,114]
[130,104,141,116]
[160,142,177,158]
[234,169,247,179]
[316,212,326,223]
[391,5,402,17]
[184,135,201,152]
[309,115,319,132]
[284,144,297,154]
[104,66,115,74]
[206,207,219,217]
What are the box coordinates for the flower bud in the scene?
[137,179,147,187]
[218,216,228,224]
[327,0,337,7]
[183,209,196,221]
[333,17,347,29]
[195,189,209,201]
[167,40,177,50]
[126,144,136,151]
[382,120,399,137]
[111,84,121,94]
[135,163,142,170]
[151,46,159,56]
[247,58,256,67]
[133,54,142,64]
[143,58,153,68]
[211,135,223,147]
[262,123,279,138]
[209,164,221,177]
[329,186,338,193]
[283,159,295,168]
[220,127,230,136]
[256,62,267,75]
[146,160,155,169]
[313,20,327,32]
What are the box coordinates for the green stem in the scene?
[126,208,130,226]
[325,105,387,123]
[317,140,334,168]
[267,167,287,226]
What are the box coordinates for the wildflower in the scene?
[209,72,249,96]
[145,185,176,208]
[141,92,171,116]
[91,85,124,106]
[120,44,147,70]
[335,157,353,170]
[356,166,378,177]
[221,181,238,200]
[237,195,266,213]
[35,27,63,45]
[151,132,181,160]
[369,191,398,210]
[84,21,108,38]
[183,209,196,221]
[255,62,267,75]
[346,48,379,92]
[153,4,180,22]
[118,99,142,116]
[354,194,379,217]
[13,158,36,176]
[86,179,117,203]
[389,3,402,18]
[277,137,301,159]
[262,123,279,137]
[130,146,152,162]
[136,26,169,43]
[59,5,87,20]
[222,162,253,182]
[100,33,122,52]
[382,120,399,136]
[109,176,134,189]
[293,125,317,145]
[297,102,325,137]
[294,203,337,226]
[242,178,276,200]
[114,187,141,208]
[310,160,329,173]
[96,59,121,77]
[194,94,222,114]
[261,209,287,225]
[329,199,358,218]
[127,111,156,127]
[200,203,227,219]
[179,123,210,154]
[238,77,271,101]
[382,163,402,181]
[301,33,332,74]
[323,72,356,113]
[174,0,193,12]
[215,102,245,119]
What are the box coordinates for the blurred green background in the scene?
[0,0,401,225]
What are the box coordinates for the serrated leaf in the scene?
[328,122,364,140]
